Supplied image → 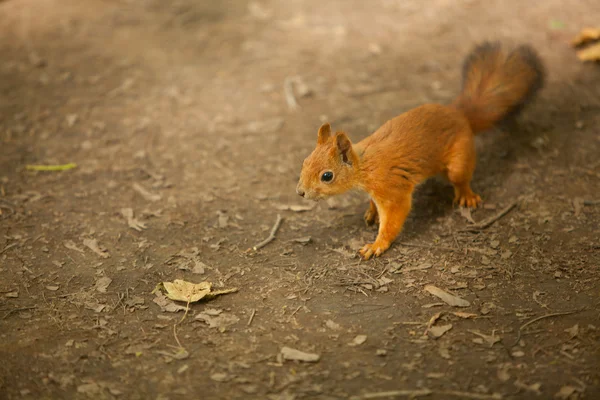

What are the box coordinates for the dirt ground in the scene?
[1,0,599,399]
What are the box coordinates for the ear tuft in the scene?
[317,123,332,144]
[335,132,353,165]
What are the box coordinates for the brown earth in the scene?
[1,0,599,399]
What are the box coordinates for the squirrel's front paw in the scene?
[359,241,390,260]
[364,207,379,226]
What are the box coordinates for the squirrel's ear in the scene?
[317,123,332,144]
[335,132,353,165]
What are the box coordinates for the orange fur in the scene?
[296,42,544,259]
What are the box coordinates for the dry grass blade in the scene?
[351,389,433,399]
[439,390,503,399]
[511,309,583,347]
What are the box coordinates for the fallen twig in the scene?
[2,306,36,320]
[0,199,16,217]
[252,214,283,251]
[439,391,503,400]
[511,309,583,347]
[399,242,459,252]
[247,309,256,326]
[460,201,518,232]
[351,389,433,399]
[284,76,299,110]
[0,242,18,255]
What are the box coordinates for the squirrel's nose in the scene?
[296,188,305,197]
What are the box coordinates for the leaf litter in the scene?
[424,285,470,307]
[154,279,238,303]
[94,277,112,293]
[280,347,320,363]
[120,208,147,231]
[83,238,110,259]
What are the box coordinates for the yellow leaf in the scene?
[576,42,600,62]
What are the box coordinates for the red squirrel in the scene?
[296,42,544,259]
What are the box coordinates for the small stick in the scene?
[0,242,18,255]
[352,389,432,399]
[247,309,256,326]
[438,390,503,400]
[511,309,583,347]
[290,305,302,317]
[252,214,283,251]
[283,77,299,110]
[2,306,36,320]
[460,201,518,232]
[399,242,459,251]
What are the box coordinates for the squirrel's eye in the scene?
[321,171,334,182]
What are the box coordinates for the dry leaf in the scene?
[275,204,314,212]
[121,208,147,231]
[325,319,341,330]
[469,329,501,347]
[402,263,433,273]
[84,301,106,313]
[452,311,478,319]
[571,27,600,46]
[77,383,101,396]
[156,348,190,361]
[497,365,511,382]
[158,279,237,303]
[424,285,470,307]
[573,197,585,217]
[63,240,85,253]
[192,260,207,274]
[426,312,443,329]
[94,277,112,293]
[217,211,229,228]
[280,347,320,362]
[349,335,367,346]
[428,324,453,339]
[577,42,600,62]
[132,183,161,202]
[459,207,475,223]
[291,236,311,244]
[152,293,188,313]
[439,343,451,359]
[564,324,579,339]
[554,386,579,399]
[210,372,230,382]
[83,238,110,259]
[195,312,240,329]
[515,380,542,396]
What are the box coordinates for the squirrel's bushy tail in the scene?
[452,42,545,134]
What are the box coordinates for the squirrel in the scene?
[296,41,545,260]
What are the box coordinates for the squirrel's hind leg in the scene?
[446,134,482,209]
[364,199,379,226]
